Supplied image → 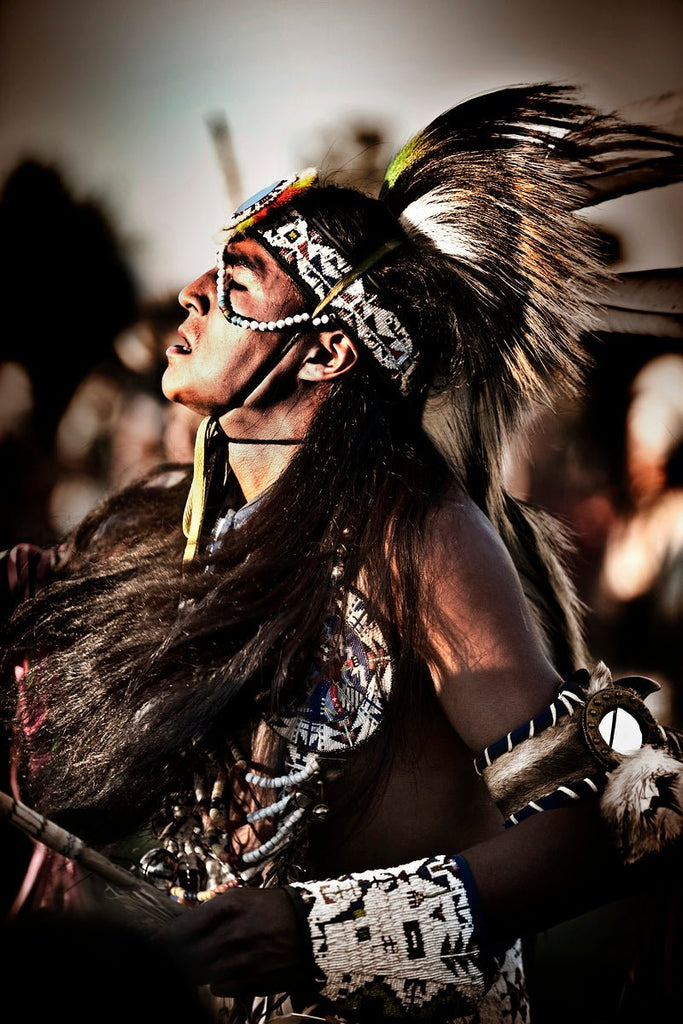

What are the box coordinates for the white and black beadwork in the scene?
[288,855,486,1019]
[257,212,416,394]
[216,242,336,333]
[270,588,393,758]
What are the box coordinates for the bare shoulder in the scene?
[422,482,562,749]
[423,483,525,608]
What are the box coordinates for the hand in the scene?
[160,885,310,998]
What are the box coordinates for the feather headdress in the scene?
[379,84,680,419]
[193,86,682,673]
[213,84,681,453]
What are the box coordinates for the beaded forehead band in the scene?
[216,169,417,395]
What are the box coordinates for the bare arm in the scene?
[421,494,629,948]
[422,493,563,749]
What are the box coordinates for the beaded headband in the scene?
[217,170,417,395]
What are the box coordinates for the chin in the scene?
[161,368,185,405]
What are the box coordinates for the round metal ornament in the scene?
[581,680,661,768]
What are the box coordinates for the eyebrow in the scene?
[224,247,268,277]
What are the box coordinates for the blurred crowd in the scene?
[0,159,202,548]
[508,332,683,730]
[1,140,681,733]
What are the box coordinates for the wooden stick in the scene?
[0,789,184,922]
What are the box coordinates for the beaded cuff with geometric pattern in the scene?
[286,854,486,1020]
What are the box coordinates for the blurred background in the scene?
[0,1,682,1020]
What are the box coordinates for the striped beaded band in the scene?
[502,774,608,828]
[257,211,416,394]
[473,671,590,776]
[473,670,607,828]
[474,667,666,830]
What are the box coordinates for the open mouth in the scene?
[168,330,193,355]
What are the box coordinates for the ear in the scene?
[297,329,359,382]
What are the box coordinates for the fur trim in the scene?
[483,705,593,816]
[481,662,613,816]
[477,662,683,865]
[601,745,683,865]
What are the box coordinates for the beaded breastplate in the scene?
[138,588,394,902]
[271,588,392,758]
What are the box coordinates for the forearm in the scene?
[163,668,682,1016]
[284,803,654,1021]
[460,800,632,951]
[286,665,683,1015]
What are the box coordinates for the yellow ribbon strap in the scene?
[182,416,215,565]
[311,238,402,319]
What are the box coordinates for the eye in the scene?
[223,262,249,293]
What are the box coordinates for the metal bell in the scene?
[139,847,178,887]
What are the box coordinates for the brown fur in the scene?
[481,660,683,863]
[601,745,683,864]
[481,663,613,815]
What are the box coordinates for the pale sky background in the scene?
[1,0,682,300]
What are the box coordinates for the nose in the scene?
[178,268,215,315]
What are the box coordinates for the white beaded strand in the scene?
[245,791,294,824]
[227,310,332,332]
[245,756,320,790]
[241,806,308,865]
[216,243,333,333]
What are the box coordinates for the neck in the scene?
[218,390,321,502]
[226,440,297,503]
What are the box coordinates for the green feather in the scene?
[380,131,428,195]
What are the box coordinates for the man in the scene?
[2,85,682,1023]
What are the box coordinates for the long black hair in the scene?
[2,357,455,843]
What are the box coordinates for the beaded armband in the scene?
[287,855,486,1020]
[475,663,683,864]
